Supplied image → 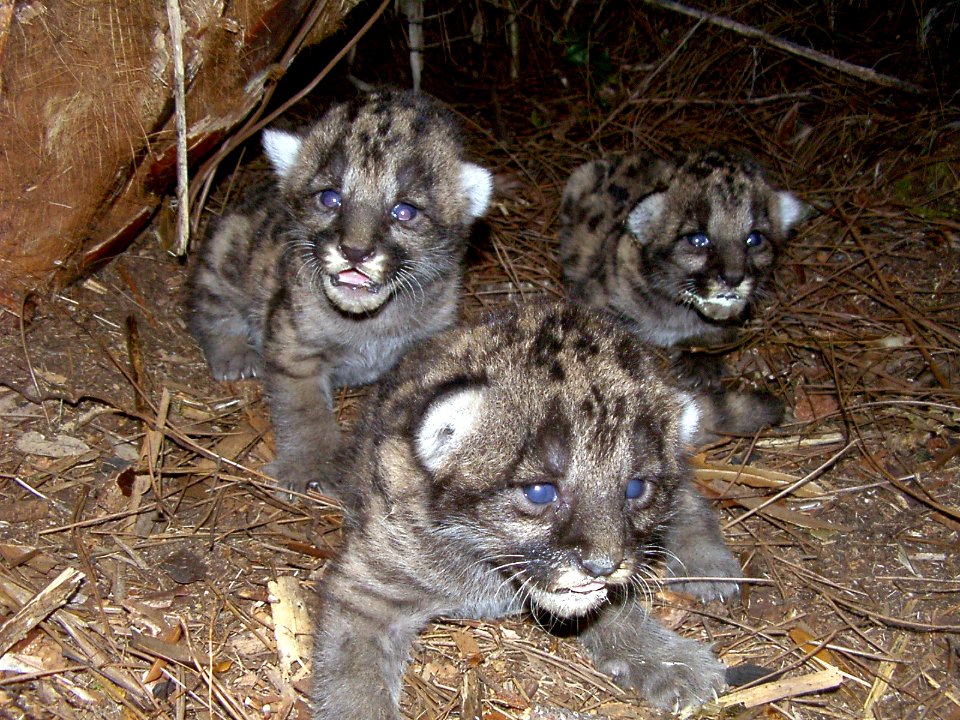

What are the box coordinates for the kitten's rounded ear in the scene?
[459,163,493,220]
[677,392,701,446]
[415,386,486,472]
[774,191,807,233]
[262,129,302,179]
[626,193,665,242]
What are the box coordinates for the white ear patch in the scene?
[677,393,701,446]
[776,191,804,232]
[626,193,665,241]
[415,386,486,472]
[459,163,493,219]
[262,129,302,179]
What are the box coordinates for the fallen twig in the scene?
[641,0,926,94]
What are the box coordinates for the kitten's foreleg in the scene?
[579,601,726,709]
[311,571,424,720]
[264,369,342,494]
[663,481,741,601]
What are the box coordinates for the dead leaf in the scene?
[16,431,91,458]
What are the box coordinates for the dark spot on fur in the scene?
[572,333,599,358]
[609,183,629,205]
[412,112,429,135]
[613,335,639,374]
[587,212,603,231]
[549,360,565,381]
[527,403,571,477]
[530,320,564,368]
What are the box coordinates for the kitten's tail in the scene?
[693,389,785,444]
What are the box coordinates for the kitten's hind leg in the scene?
[579,601,726,709]
[662,481,742,601]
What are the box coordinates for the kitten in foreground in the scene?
[186,89,492,493]
[311,302,743,719]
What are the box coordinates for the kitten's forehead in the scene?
[670,152,778,236]
[301,92,460,182]
[436,305,683,469]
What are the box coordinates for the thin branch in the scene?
[641,0,927,94]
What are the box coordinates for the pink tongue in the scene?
[338,269,370,287]
[569,580,606,594]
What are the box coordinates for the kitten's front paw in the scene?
[670,351,724,392]
[265,457,339,498]
[666,541,742,602]
[205,338,262,381]
[597,633,726,710]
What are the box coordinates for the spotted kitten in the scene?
[559,148,803,435]
[186,89,493,493]
[311,303,743,719]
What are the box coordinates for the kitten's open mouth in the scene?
[528,579,609,617]
[682,290,745,321]
[333,269,381,294]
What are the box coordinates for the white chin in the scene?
[324,278,390,314]
[529,586,608,618]
[687,293,747,321]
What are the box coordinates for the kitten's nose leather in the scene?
[339,242,374,264]
[720,270,744,287]
[581,556,618,578]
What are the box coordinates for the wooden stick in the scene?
[641,0,926,94]
[165,0,190,256]
[713,666,844,709]
[0,567,84,656]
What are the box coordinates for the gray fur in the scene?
[186,89,492,492]
[311,303,741,718]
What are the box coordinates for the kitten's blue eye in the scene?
[685,233,711,248]
[625,478,648,500]
[745,232,765,247]
[391,202,418,222]
[523,483,558,504]
[319,189,341,210]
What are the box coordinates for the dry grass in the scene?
[1,2,958,719]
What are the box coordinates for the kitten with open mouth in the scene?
[186,89,493,493]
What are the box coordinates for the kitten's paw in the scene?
[666,542,742,602]
[670,351,725,392]
[265,457,339,498]
[597,634,726,710]
[205,339,262,382]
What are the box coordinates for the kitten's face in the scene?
[628,151,801,323]
[428,401,682,617]
[390,306,699,618]
[263,91,491,315]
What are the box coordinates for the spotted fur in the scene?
[311,303,742,719]
[186,89,492,493]
[559,148,803,435]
